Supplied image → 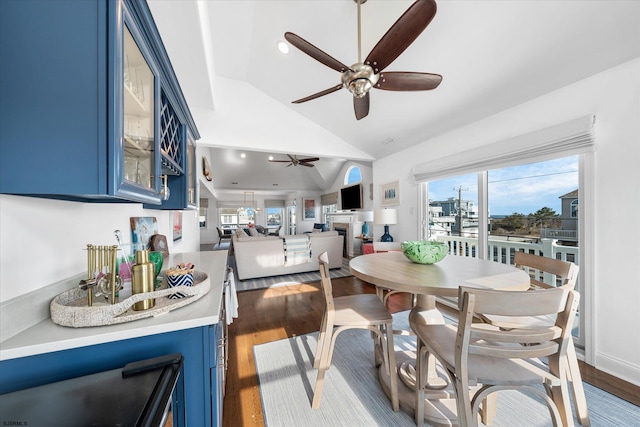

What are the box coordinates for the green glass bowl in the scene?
[400,241,448,265]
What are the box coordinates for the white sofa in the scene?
[231,231,344,280]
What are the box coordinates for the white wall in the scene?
[374,58,640,385]
[0,195,200,303]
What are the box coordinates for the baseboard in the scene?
[595,352,640,387]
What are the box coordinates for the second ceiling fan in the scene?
[285,0,442,120]
[269,154,320,167]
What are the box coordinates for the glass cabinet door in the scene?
[123,23,155,191]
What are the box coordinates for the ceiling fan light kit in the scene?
[285,0,442,120]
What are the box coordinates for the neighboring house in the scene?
[560,189,579,231]
[429,198,479,237]
[540,189,579,244]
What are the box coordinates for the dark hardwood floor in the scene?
[222,275,639,427]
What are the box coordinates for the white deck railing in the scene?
[434,235,580,288]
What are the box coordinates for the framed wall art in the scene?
[303,198,316,221]
[130,217,158,249]
[380,181,400,206]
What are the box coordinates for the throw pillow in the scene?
[235,228,248,238]
[249,227,260,237]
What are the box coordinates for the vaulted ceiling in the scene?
[148,0,640,193]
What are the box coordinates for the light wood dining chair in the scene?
[481,252,589,426]
[411,285,580,427]
[372,242,417,308]
[312,251,399,411]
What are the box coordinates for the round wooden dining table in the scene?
[349,251,531,425]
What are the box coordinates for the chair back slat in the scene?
[471,325,563,344]
[514,252,579,289]
[469,341,559,359]
[458,286,571,317]
[458,286,579,360]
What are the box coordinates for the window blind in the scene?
[321,192,338,206]
[217,201,242,208]
[264,199,285,208]
[413,115,595,182]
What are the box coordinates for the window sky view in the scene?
[428,156,579,216]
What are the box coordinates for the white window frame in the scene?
[416,116,596,365]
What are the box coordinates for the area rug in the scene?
[254,310,640,427]
[235,257,353,292]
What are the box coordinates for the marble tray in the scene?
[50,271,210,328]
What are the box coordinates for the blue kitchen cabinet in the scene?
[0,324,224,427]
[0,0,199,207]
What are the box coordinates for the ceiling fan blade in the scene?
[298,157,319,163]
[284,32,352,73]
[287,154,295,162]
[292,84,344,104]
[299,162,315,167]
[375,72,442,91]
[365,0,437,73]
[354,93,370,120]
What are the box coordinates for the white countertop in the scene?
[0,251,228,361]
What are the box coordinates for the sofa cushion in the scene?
[311,230,339,237]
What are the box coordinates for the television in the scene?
[340,183,363,210]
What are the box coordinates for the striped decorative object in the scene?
[167,269,194,299]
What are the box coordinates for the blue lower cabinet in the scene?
[0,325,221,427]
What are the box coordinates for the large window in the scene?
[266,208,282,227]
[219,207,255,228]
[418,116,594,353]
[424,155,583,343]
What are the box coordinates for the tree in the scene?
[500,212,526,232]
[530,207,558,228]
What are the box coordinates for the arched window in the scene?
[345,165,362,185]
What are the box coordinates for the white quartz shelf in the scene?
[0,251,228,362]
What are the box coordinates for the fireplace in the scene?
[328,213,362,257]
[334,226,347,257]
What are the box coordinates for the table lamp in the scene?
[360,211,374,238]
[374,208,397,242]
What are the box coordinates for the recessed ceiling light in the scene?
[277,40,289,54]
[268,155,274,161]
[240,153,246,158]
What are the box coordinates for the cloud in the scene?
[428,157,578,215]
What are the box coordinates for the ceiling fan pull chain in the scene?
[357,0,362,63]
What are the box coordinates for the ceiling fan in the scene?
[269,154,320,167]
[285,0,442,120]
